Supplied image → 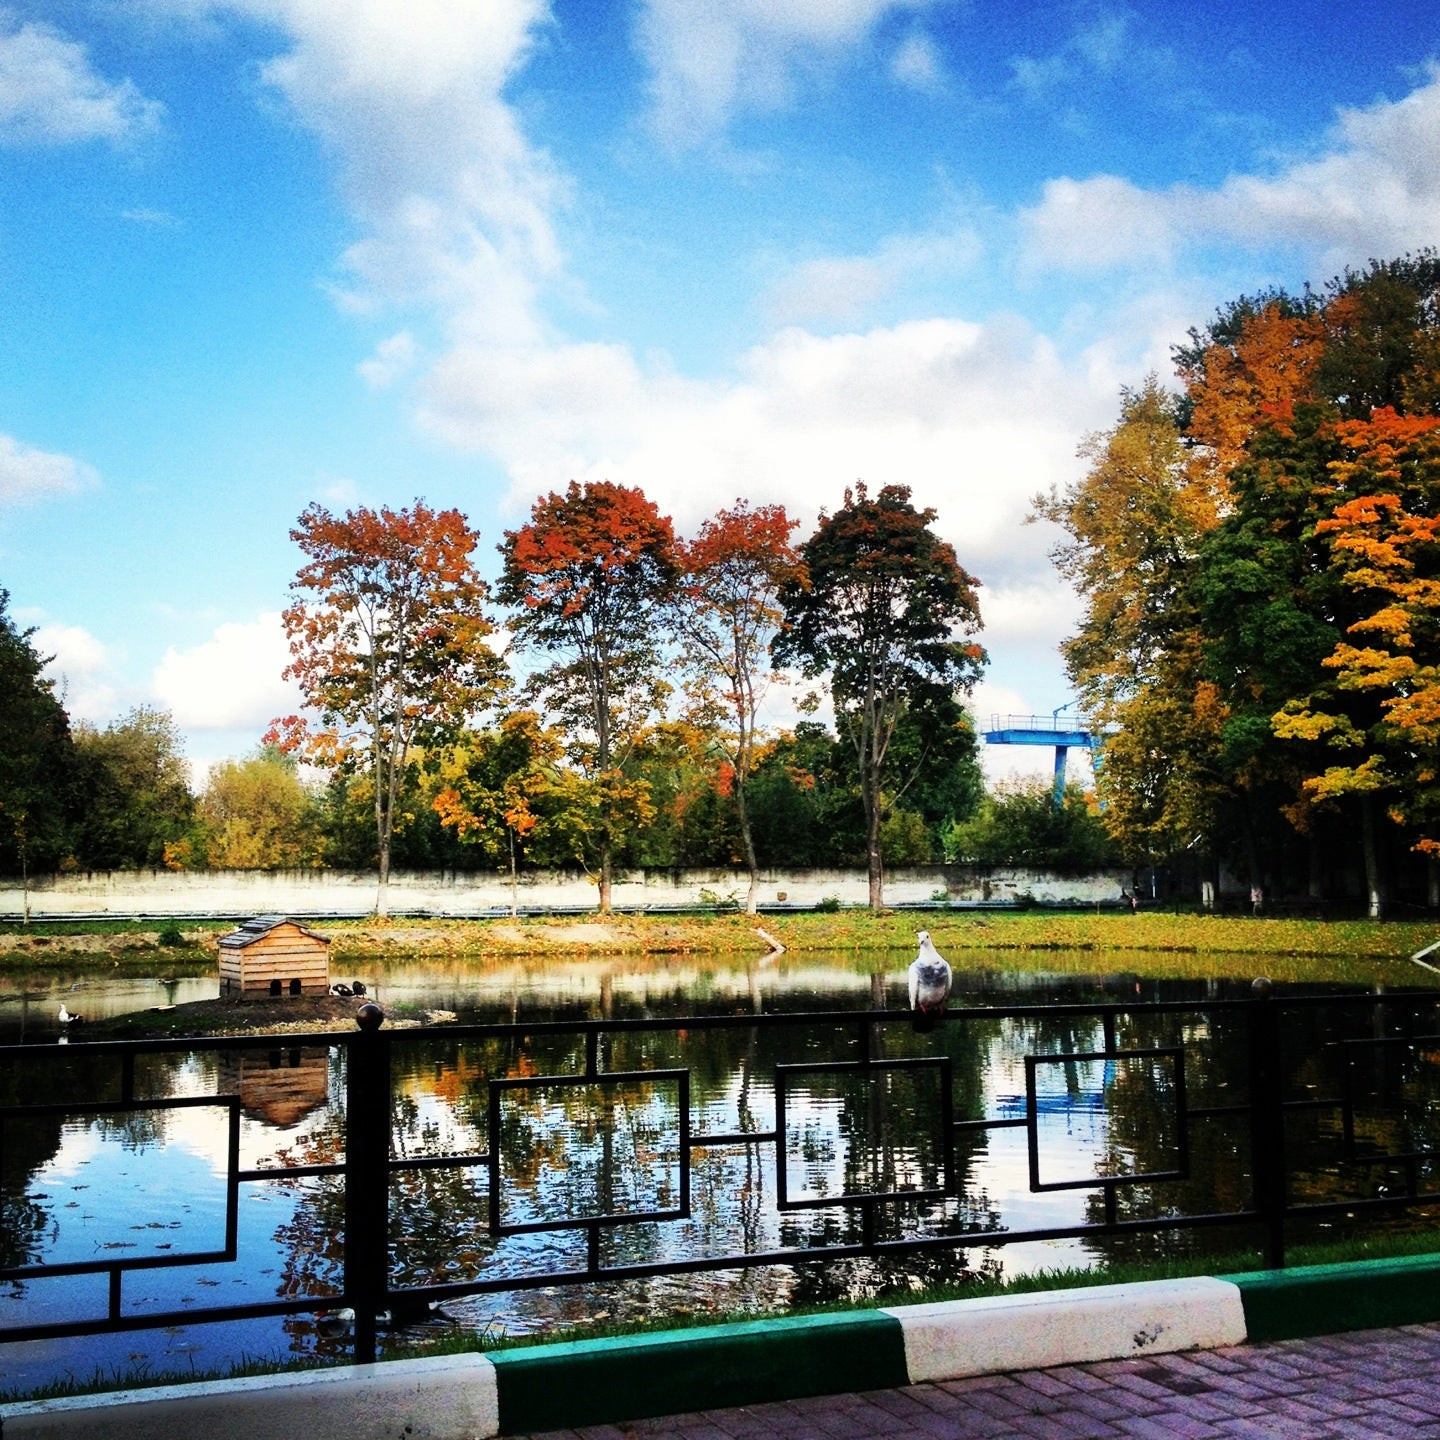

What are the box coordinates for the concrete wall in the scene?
[0,863,1127,919]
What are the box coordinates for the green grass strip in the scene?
[489,1310,907,1432]
[1224,1252,1440,1342]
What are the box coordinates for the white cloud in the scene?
[0,434,97,505]
[419,311,1112,627]
[890,31,944,92]
[152,612,301,730]
[357,329,418,389]
[0,18,161,145]
[635,0,941,149]
[762,226,980,325]
[34,624,120,723]
[156,0,561,347]
[1022,64,1440,271]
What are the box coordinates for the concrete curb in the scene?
[0,1352,500,1439]
[1226,1252,1440,1342]
[6,1259,1438,1438]
[882,1276,1248,1382]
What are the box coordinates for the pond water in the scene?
[0,949,1427,1396]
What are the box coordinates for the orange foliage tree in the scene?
[675,501,802,913]
[497,480,677,912]
[268,501,506,915]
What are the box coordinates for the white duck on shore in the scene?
[907,930,952,1033]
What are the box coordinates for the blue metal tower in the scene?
[982,705,1104,805]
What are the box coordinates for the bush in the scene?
[157,923,186,947]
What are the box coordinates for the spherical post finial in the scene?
[1251,976,1273,999]
[356,1002,385,1031]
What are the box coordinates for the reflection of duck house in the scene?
[219,915,330,999]
[218,1047,330,1127]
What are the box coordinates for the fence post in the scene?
[345,1003,391,1364]
[1248,977,1286,1268]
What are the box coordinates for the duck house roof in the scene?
[218,915,331,950]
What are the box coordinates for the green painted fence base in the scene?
[1227,1253,1440,1342]
[490,1311,908,1434]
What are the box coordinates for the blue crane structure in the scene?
[982,706,1104,805]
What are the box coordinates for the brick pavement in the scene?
[515,1322,1440,1440]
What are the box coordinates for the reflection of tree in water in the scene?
[0,1047,184,1273]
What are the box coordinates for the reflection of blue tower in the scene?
[983,704,1104,806]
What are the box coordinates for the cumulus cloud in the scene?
[34,623,121,723]
[635,0,942,149]
[152,612,301,730]
[0,17,162,145]
[156,0,561,345]
[1022,64,1440,271]
[418,312,1115,716]
[0,434,97,505]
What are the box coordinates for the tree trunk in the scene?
[864,768,884,910]
[375,833,391,919]
[1428,853,1440,910]
[735,777,760,915]
[598,835,613,915]
[1361,795,1384,920]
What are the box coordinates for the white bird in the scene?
[58,1003,82,1025]
[907,930,952,1033]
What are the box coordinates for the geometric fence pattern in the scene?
[5,988,1440,1362]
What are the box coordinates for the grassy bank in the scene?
[4,909,1440,972]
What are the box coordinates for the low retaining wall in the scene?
[0,863,1127,919]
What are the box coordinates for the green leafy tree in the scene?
[775,483,986,907]
[0,590,75,902]
[945,777,1118,868]
[497,480,678,912]
[70,707,194,869]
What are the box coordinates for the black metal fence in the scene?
[4,983,1440,1365]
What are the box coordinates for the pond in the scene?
[0,948,1431,1396]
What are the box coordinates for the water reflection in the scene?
[1,951,1436,1396]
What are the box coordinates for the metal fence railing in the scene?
[4,984,1440,1364]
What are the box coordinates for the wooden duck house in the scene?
[219,915,330,999]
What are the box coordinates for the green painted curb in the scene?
[1224,1253,1440,1342]
[489,1310,908,1433]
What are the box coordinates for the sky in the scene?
[3,0,1439,784]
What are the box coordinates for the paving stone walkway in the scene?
[518,1322,1440,1440]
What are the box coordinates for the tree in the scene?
[431,711,571,913]
[497,480,678,912]
[194,746,323,870]
[945,777,1118,868]
[775,483,985,907]
[269,501,507,915]
[1271,409,1440,911]
[0,590,75,909]
[70,707,194,870]
[674,501,802,912]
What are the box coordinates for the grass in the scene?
[9,1227,1440,1406]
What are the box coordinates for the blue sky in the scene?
[3,0,1439,780]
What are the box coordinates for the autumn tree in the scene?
[430,711,579,914]
[775,483,985,908]
[270,501,506,915]
[674,501,802,912]
[1272,410,1440,912]
[497,480,677,912]
[194,746,323,870]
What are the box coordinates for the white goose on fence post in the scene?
[907,930,952,1033]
